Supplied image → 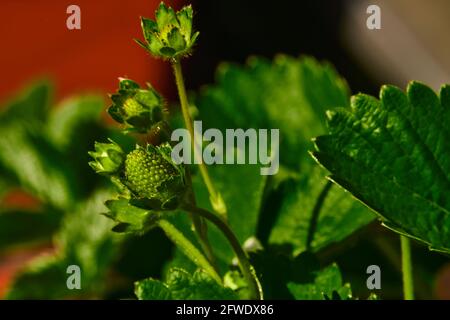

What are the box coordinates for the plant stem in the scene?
[371,236,428,299]
[171,59,227,219]
[170,59,219,272]
[157,219,222,285]
[184,168,219,273]
[400,235,414,300]
[185,205,263,300]
[306,181,333,250]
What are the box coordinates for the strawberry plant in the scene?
[312,82,450,298]
[1,2,448,301]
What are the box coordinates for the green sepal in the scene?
[104,198,161,234]
[155,2,179,30]
[88,138,125,175]
[118,78,140,90]
[138,3,198,59]
[108,78,164,134]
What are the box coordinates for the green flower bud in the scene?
[124,142,186,209]
[136,2,199,60]
[108,78,164,133]
[88,139,125,175]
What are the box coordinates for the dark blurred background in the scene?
[188,0,377,94]
[2,0,449,102]
[1,0,449,299]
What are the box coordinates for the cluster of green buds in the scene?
[89,2,196,232]
[136,2,199,60]
[108,78,167,134]
[88,139,125,176]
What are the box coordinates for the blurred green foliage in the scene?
[1,57,448,300]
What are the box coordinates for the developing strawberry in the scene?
[123,143,186,209]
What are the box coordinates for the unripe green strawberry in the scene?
[124,143,185,208]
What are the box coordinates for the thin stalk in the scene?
[184,168,219,273]
[185,205,263,300]
[371,236,428,299]
[400,235,414,300]
[157,219,222,285]
[306,181,333,250]
[172,59,227,219]
[145,118,217,271]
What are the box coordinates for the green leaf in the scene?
[250,250,351,300]
[6,190,122,299]
[164,163,266,273]
[1,80,51,127]
[135,278,172,300]
[197,55,350,170]
[0,165,15,198]
[287,263,352,300]
[269,168,374,254]
[0,119,79,209]
[313,81,450,253]
[223,270,251,299]
[0,209,61,252]
[47,95,111,197]
[193,164,267,267]
[196,56,374,254]
[0,82,99,209]
[5,255,67,300]
[135,268,238,300]
[46,95,105,151]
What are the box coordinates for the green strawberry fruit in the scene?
[124,143,185,209]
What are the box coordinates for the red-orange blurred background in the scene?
[1,0,449,300]
[0,0,187,297]
[0,0,183,103]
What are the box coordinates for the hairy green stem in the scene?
[185,205,263,300]
[172,59,227,219]
[157,219,222,284]
[400,235,414,300]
